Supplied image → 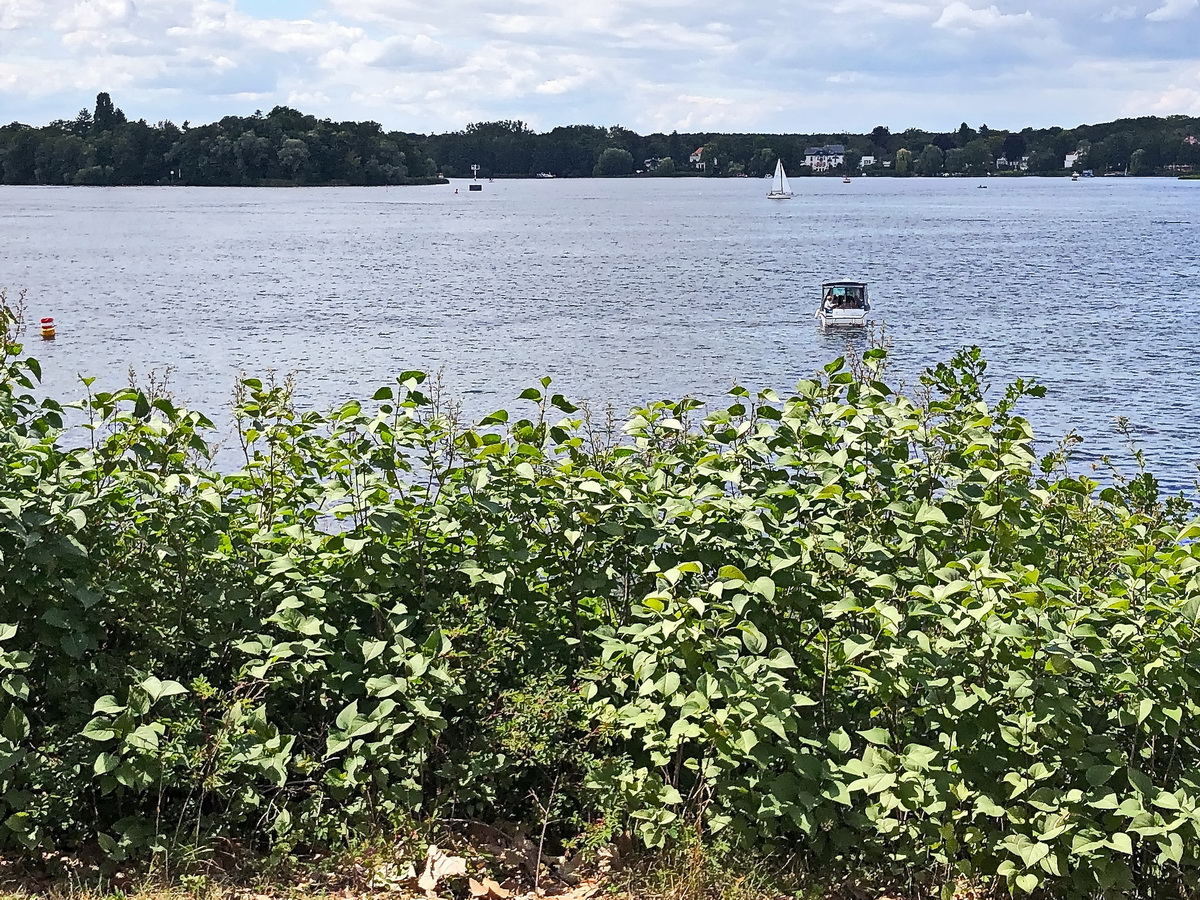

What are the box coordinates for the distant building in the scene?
[689,146,705,169]
[859,155,876,169]
[1064,151,1082,169]
[803,144,845,172]
[996,155,1030,171]
[643,157,661,171]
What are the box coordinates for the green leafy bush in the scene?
[2,296,1199,896]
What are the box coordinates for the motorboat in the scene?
[816,280,870,327]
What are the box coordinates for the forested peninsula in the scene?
[2,93,1198,186]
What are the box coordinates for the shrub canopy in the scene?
[2,306,1199,896]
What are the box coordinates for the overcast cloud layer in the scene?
[1,0,1198,133]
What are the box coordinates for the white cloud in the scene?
[0,0,1198,134]
[1119,63,1200,114]
[54,0,138,32]
[0,0,44,30]
[1100,5,1138,21]
[933,2,1034,32]
[830,0,935,19]
[1146,0,1198,21]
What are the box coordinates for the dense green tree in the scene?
[1025,149,1061,174]
[593,147,634,177]
[278,138,311,179]
[1129,147,1150,176]
[895,147,912,175]
[746,148,776,178]
[0,126,38,183]
[1082,139,1112,172]
[915,144,944,176]
[1001,132,1027,165]
[235,130,271,182]
[71,109,92,136]
[1179,138,1200,169]
[932,134,956,153]
[961,139,992,174]
[92,92,125,132]
[943,148,966,174]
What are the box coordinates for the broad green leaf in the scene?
[915,504,949,525]
[858,727,890,745]
[740,623,768,654]
[94,752,120,775]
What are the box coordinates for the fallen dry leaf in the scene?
[469,876,514,898]
[418,844,469,895]
[547,880,602,900]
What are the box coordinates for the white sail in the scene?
[767,159,792,198]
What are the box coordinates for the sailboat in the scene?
[767,159,793,199]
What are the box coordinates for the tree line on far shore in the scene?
[2,93,1198,186]
[0,94,440,187]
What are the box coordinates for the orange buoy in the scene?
[40,317,56,339]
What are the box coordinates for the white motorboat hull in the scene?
[816,309,869,327]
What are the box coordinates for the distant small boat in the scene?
[536,172,555,179]
[843,175,851,184]
[977,184,988,189]
[767,159,793,199]
[1071,172,1079,181]
[816,280,870,328]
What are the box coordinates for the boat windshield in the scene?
[822,284,866,309]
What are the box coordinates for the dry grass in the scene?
[0,840,997,900]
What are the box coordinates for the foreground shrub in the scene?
[1,299,1198,896]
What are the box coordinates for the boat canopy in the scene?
[822,281,867,304]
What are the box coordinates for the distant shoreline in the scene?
[4,172,1196,187]
[5,95,1196,184]
[0,177,451,188]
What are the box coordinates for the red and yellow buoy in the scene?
[40,317,56,340]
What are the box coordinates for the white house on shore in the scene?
[860,155,876,169]
[1064,151,1082,169]
[803,144,845,172]
[689,146,705,170]
[996,155,1030,171]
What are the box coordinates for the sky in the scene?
[1,0,1199,135]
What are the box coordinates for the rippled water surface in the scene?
[3,177,1198,492]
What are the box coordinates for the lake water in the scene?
[2,177,1198,495]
